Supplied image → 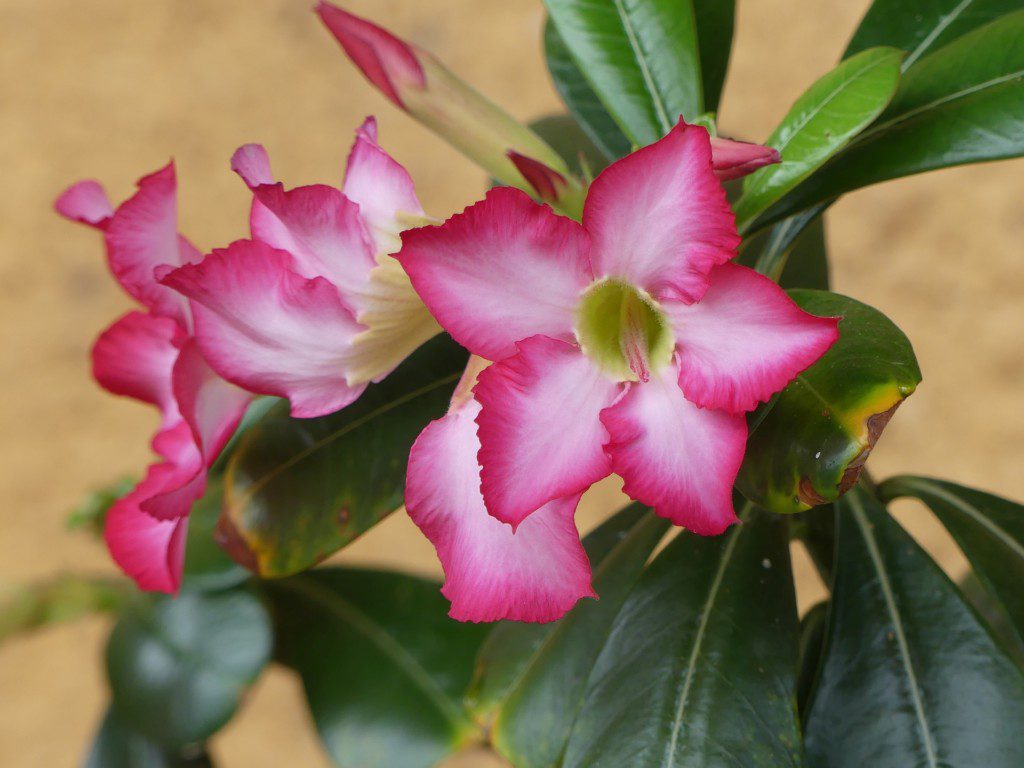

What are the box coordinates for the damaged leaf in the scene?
[220,335,467,577]
[737,290,920,514]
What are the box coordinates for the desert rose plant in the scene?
[7,1,1024,766]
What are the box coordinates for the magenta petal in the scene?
[315,1,425,108]
[667,263,840,414]
[584,121,740,304]
[249,182,376,299]
[54,180,114,229]
[343,117,424,253]
[406,399,594,623]
[474,336,618,527]
[231,143,274,187]
[160,240,366,418]
[601,366,747,535]
[103,162,200,323]
[105,467,189,594]
[398,187,593,361]
[91,311,187,431]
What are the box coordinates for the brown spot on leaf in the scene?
[838,401,903,494]
[797,478,829,506]
[215,513,261,574]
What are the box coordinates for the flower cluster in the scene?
[58,3,836,624]
[57,120,435,592]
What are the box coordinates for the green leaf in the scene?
[0,574,128,645]
[878,475,1024,655]
[734,47,903,228]
[845,0,1024,69]
[84,708,214,768]
[544,21,632,163]
[267,569,489,768]
[797,601,828,719]
[804,487,1024,766]
[737,290,920,515]
[692,0,735,113]
[793,504,838,583]
[488,507,669,767]
[761,11,1024,226]
[529,113,614,179]
[106,588,272,748]
[562,502,802,768]
[67,476,135,535]
[220,335,467,577]
[544,0,703,147]
[180,478,249,592]
[738,207,831,289]
[466,503,663,724]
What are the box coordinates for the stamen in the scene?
[620,294,651,383]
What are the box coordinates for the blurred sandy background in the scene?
[1,0,1021,765]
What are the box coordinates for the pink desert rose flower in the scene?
[160,118,440,419]
[397,121,838,622]
[56,167,251,593]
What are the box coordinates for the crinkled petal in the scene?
[601,365,747,534]
[231,143,274,187]
[667,263,840,413]
[343,116,424,254]
[141,340,251,520]
[104,467,189,594]
[160,240,366,418]
[584,121,740,303]
[249,182,377,300]
[406,398,594,623]
[398,187,593,361]
[474,335,618,527]
[91,311,187,429]
[54,180,113,228]
[103,162,200,323]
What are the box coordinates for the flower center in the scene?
[575,279,675,382]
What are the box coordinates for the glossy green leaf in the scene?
[488,508,669,767]
[734,47,903,228]
[692,0,735,113]
[83,708,213,768]
[737,291,920,515]
[544,21,632,163]
[220,335,467,577]
[793,504,838,583]
[267,569,489,768]
[0,574,128,645]
[106,588,272,748]
[466,503,663,724]
[796,601,828,719]
[878,475,1024,654]
[845,0,1023,69]
[738,207,831,289]
[761,11,1024,226]
[562,502,802,768]
[544,0,703,147]
[181,479,248,592]
[804,487,1024,767]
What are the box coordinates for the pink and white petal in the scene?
[91,311,187,426]
[160,240,367,418]
[667,262,840,413]
[398,187,593,361]
[105,467,189,594]
[54,180,113,228]
[584,121,740,303]
[250,183,377,299]
[104,162,200,322]
[150,419,197,466]
[343,117,424,254]
[138,459,205,522]
[601,366,747,535]
[474,335,619,527]
[406,399,594,623]
[231,143,274,187]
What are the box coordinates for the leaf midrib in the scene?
[848,493,939,768]
[902,0,974,70]
[662,501,754,767]
[610,0,672,133]
[278,575,467,729]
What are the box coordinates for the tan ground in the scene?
[1,0,1022,765]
